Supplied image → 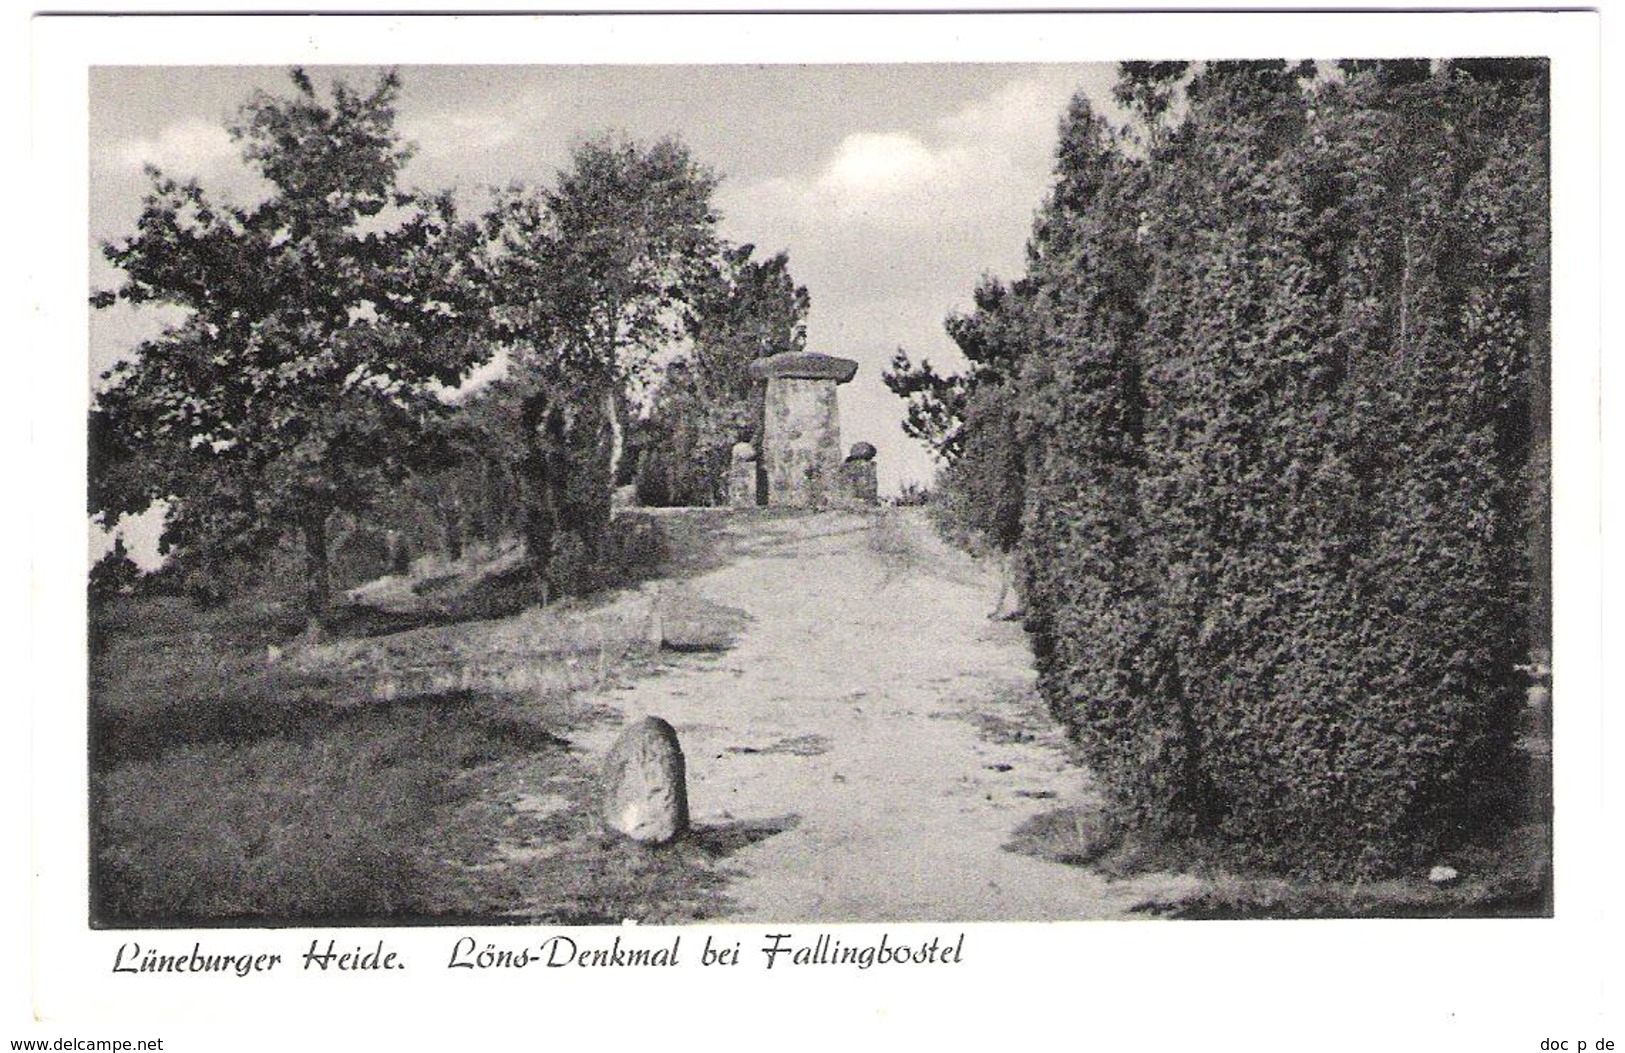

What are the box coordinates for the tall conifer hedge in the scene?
[989,59,1548,874]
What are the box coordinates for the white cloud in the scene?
[820,132,938,198]
[402,108,525,156]
[95,116,276,218]
[722,72,1084,243]
[105,116,241,177]
[935,70,1090,152]
[717,70,1093,353]
[710,71,1107,490]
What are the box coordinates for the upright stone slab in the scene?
[840,441,879,505]
[601,716,689,844]
[749,351,859,508]
[727,442,759,508]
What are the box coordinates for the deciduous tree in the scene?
[90,69,484,627]
[480,134,721,573]
[638,243,810,505]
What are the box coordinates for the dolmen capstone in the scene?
[749,351,859,508]
[601,715,689,844]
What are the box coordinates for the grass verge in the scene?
[90,512,754,927]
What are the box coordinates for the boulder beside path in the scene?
[601,716,689,844]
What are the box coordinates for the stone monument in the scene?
[748,351,860,508]
[601,715,689,844]
[840,441,879,505]
[727,441,759,508]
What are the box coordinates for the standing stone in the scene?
[749,351,859,508]
[840,441,879,505]
[727,442,759,508]
[601,716,689,844]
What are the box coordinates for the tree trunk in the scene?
[988,549,1026,621]
[1165,651,1218,833]
[604,386,625,488]
[519,393,556,585]
[302,512,331,638]
[441,494,464,562]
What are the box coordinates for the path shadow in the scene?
[724,733,831,757]
[1003,806,1122,867]
[92,689,572,770]
[688,814,802,860]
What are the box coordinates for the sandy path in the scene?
[573,509,1196,922]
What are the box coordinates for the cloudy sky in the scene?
[89,62,1121,553]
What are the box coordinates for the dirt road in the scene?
[571,509,1197,922]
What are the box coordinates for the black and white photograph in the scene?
[20,7,1611,1050]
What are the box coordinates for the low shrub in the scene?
[602,512,670,582]
[888,482,934,508]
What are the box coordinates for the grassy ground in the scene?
[894,496,1554,918]
[91,506,1552,924]
[89,515,750,927]
[993,688,1553,919]
[1002,805,1550,919]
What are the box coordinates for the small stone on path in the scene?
[601,716,689,844]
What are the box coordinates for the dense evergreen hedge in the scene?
[960,60,1549,874]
